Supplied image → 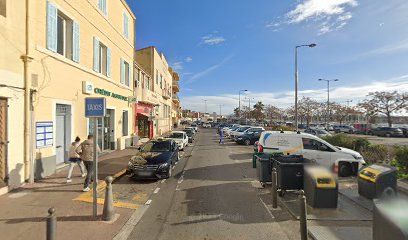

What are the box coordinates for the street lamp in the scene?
[295,43,316,131]
[318,78,339,128]
[202,99,207,115]
[217,104,224,117]
[238,89,248,119]
[245,97,255,124]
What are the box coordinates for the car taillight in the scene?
[258,144,264,152]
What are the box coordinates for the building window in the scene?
[121,59,130,86]
[93,37,111,77]
[156,70,159,84]
[122,110,128,136]
[98,0,107,16]
[123,13,129,38]
[147,77,151,90]
[160,75,163,89]
[141,72,145,88]
[0,0,6,17]
[46,2,80,62]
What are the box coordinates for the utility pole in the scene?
[217,104,224,117]
[202,99,207,114]
[318,78,339,129]
[238,90,248,120]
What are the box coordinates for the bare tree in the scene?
[332,104,357,125]
[358,91,407,127]
[298,97,320,127]
[264,104,282,122]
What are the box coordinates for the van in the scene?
[258,131,366,177]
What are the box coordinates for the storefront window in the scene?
[122,110,128,136]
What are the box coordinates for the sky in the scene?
[128,0,408,115]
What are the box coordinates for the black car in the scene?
[126,139,179,180]
[182,128,195,143]
[235,130,264,145]
[369,127,404,137]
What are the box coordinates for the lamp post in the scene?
[295,43,316,131]
[217,104,224,117]
[202,99,207,115]
[238,89,248,120]
[318,78,339,128]
[245,97,255,124]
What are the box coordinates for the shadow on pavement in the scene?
[172,182,273,225]
[183,162,255,182]
[229,152,253,161]
[0,215,100,224]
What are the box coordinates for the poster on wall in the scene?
[36,121,53,148]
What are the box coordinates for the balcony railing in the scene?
[162,89,171,100]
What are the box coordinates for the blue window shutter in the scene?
[123,13,128,38]
[106,47,111,78]
[46,1,57,52]
[93,37,100,72]
[72,21,80,62]
[120,58,125,84]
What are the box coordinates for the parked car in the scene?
[182,129,195,143]
[334,125,356,133]
[184,127,196,135]
[257,131,366,177]
[234,127,265,141]
[236,129,264,145]
[202,122,211,128]
[126,139,179,179]
[190,123,198,132]
[167,131,189,150]
[353,123,372,134]
[369,127,404,137]
[399,127,408,137]
[304,128,332,137]
[224,125,240,136]
[230,126,252,139]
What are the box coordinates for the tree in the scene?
[298,97,320,127]
[358,91,408,127]
[252,101,265,121]
[331,104,357,125]
[264,104,282,122]
[233,107,240,118]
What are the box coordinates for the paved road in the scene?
[122,128,298,240]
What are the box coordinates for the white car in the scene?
[184,127,196,134]
[257,131,365,177]
[190,124,198,132]
[230,126,251,139]
[224,125,240,136]
[167,131,188,151]
[202,123,211,128]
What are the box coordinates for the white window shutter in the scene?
[127,61,131,86]
[93,37,100,72]
[106,47,111,78]
[72,21,80,62]
[123,13,128,38]
[46,1,57,52]
[120,58,125,84]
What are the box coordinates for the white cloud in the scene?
[268,0,357,35]
[185,55,234,84]
[185,57,193,63]
[172,61,183,71]
[362,39,408,56]
[181,75,408,114]
[201,34,226,45]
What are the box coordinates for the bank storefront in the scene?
[134,90,159,139]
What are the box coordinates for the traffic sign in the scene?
[85,97,106,117]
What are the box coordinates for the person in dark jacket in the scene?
[77,135,101,192]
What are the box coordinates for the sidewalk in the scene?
[0,148,138,240]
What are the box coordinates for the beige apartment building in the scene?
[0,0,136,183]
[169,68,182,127]
[0,0,26,191]
[136,47,172,137]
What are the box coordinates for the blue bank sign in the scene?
[85,97,106,117]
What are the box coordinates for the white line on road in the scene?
[259,197,275,220]
[153,188,160,194]
[112,205,149,240]
[161,179,166,183]
[145,199,152,205]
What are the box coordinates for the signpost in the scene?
[85,97,106,217]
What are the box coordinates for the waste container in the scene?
[358,164,397,199]
[252,152,282,168]
[373,198,408,240]
[304,166,338,208]
[255,152,283,186]
[272,155,310,196]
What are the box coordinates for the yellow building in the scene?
[0,0,26,191]
[27,0,136,179]
[169,68,182,127]
[135,47,172,136]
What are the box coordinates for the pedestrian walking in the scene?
[219,129,224,144]
[77,135,101,192]
[66,136,86,183]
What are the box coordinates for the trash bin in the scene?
[252,152,282,168]
[272,155,310,195]
[373,198,408,240]
[358,164,397,199]
[304,166,338,208]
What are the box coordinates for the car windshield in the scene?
[236,127,250,132]
[183,129,192,134]
[142,141,171,152]
[169,133,184,138]
[191,124,197,127]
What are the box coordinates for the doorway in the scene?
[55,104,71,165]
[0,98,7,187]
[103,109,115,150]
[137,115,149,138]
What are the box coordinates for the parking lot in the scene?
[348,133,408,146]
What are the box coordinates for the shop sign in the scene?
[128,96,138,104]
[82,81,94,95]
[94,88,128,101]
[85,97,106,117]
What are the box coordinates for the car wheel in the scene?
[244,139,251,146]
[339,163,352,177]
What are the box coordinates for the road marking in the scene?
[172,165,176,169]
[113,205,149,240]
[259,196,275,220]
[145,199,152,205]
[153,187,160,194]
[175,161,178,165]
[161,179,166,183]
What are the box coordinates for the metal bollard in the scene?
[102,176,114,221]
[299,190,308,240]
[272,168,278,209]
[46,207,56,240]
